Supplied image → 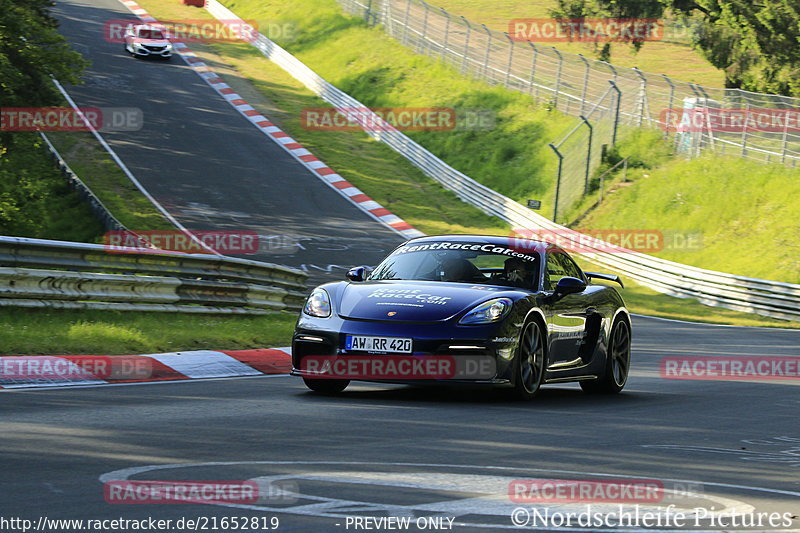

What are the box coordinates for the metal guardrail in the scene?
[0,236,309,314]
[207,0,800,322]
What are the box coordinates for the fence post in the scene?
[381,0,392,33]
[504,33,515,87]
[528,42,539,100]
[481,24,492,80]
[781,106,790,165]
[662,74,676,140]
[578,54,590,116]
[460,16,471,74]
[552,47,563,110]
[401,0,412,45]
[440,7,451,59]
[418,2,429,53]
[609,81,621,145]
[581,116,593,195]
[632,67,648,127]
[685,83,702,156]
[601,60,617,82]
[549,143,564,223]
[364,0,373,24]
[741,99,750,158]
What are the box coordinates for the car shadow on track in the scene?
[296,383,658,407]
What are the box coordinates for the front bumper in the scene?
[292,317,519,384]
[131,45,172,57]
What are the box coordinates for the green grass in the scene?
[129,0,800,331]
[577,154,800,283]
[0,308,297,355]
[46,131,174,231]
[0,132,105,242]
[429,0,726,87]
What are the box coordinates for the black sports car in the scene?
[291,235,631,400]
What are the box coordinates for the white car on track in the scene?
[123,23,173,59]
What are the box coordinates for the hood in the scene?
[132,38,169,45]
[336,281,518,322]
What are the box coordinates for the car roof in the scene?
[404,234,551,254]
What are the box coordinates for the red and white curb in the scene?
[118,0,424,240]
[0,348,291,389]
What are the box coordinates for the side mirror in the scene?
[346,266,369,282]
[554,276,586,297]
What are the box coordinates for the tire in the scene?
[302,378,349,394]
[512,319,546,401]
[581,317,631,394]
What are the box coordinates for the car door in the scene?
[543,249,589,367]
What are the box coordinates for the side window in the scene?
[544,251,583,290]
[544,253,568,290]
[561,254,585,281]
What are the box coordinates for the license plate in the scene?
[345,335,412,354]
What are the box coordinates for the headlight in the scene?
[303,288,331,318]
[459,298,513,325]
[164,43,173,50]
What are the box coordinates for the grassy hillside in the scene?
[577,154,800,283]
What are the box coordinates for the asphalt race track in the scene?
[50,0,404,286]
[2,317,800,531]
[3,0,798,531]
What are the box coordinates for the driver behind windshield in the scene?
[501,257,536,288]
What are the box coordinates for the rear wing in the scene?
[585,271,624,288]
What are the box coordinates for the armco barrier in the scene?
[0,236,308,314]
[204,0,800,322]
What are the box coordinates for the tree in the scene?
[550,0,800,97]
[0,0,88,109]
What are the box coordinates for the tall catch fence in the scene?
[338,0,800,217]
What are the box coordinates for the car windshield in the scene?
[369,241,540,289]
[138,29,164,39]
